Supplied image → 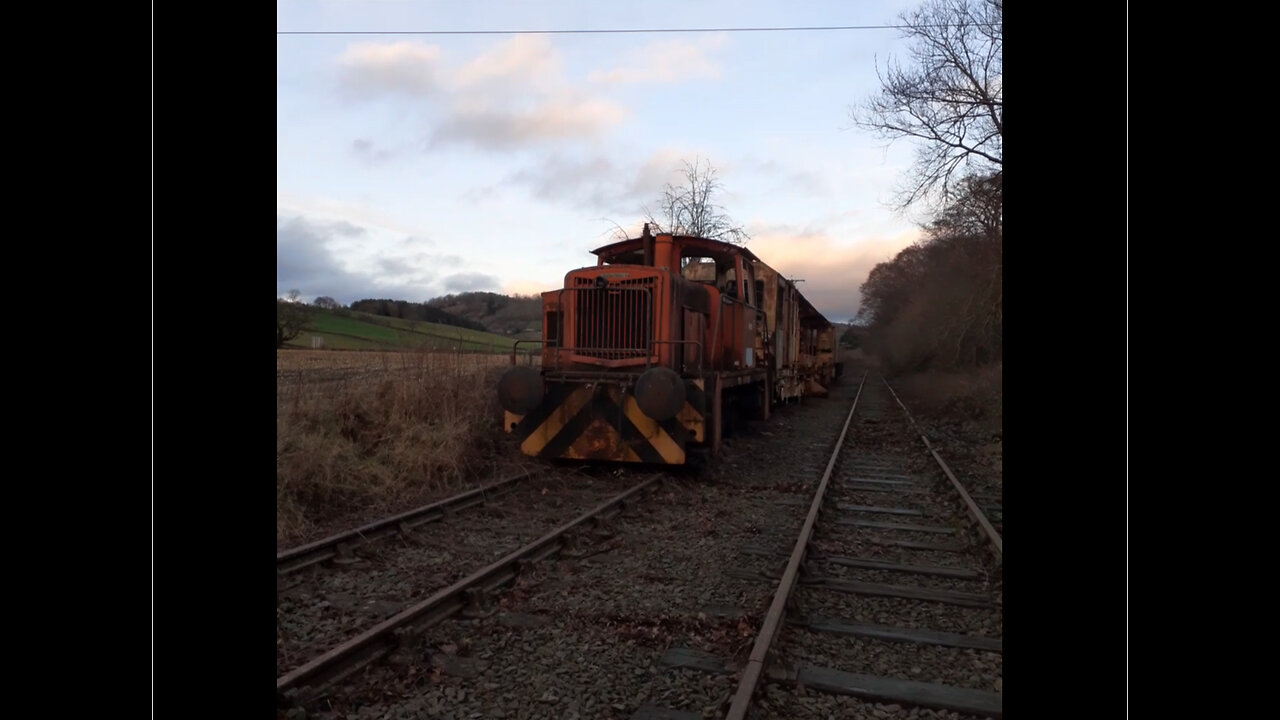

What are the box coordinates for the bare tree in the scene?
[852,0,1002,214]
[643,157,750,245]
[925,172,1002,242]
[277,289,310,348]
[313,296,340,310]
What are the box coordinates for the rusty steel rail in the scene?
[276,469,541,575]
[881,377,1003,559]
[276,473,662,707]
[723,371,868,720]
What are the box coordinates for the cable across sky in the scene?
[276,24,915,36]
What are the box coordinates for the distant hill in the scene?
[349,298,488,333]
[426,291,542,338]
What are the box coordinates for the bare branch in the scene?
[642,157,750,245]
[852,0,1002,214]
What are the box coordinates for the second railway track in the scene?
[713,371,1003,720]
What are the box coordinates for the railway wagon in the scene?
[497,225,834,465]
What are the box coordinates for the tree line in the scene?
[856,174,1000,370]
[348,298,488,333]
[426,292,542,336]
[852,0,1001,373]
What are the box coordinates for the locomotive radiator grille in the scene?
[567,279,654,361]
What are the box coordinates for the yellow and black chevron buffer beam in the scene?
[498,367,707,464]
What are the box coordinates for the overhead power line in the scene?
[276,24,916,36]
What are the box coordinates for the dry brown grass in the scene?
[889,362,1003,437]
[887,363,1003,494]
[276,350,520,542]
[277,349,519,382]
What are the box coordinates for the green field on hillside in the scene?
[289,308,530,352]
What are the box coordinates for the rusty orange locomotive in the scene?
[497,225,836,465]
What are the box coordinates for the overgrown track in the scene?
[276,472,661,704]
[276,470,540,575]
[717,372,1003,719]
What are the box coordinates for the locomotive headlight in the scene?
[634,366,686,421]
[498,366,544,414]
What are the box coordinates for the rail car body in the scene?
[497,226,835,465]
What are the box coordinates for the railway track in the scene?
[276,470,539,575]
[276,471,661,703]
[703,371,1003,719]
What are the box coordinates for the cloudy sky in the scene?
[277,0,930,324]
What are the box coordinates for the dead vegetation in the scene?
[886,362,1002,487]
[889,363,1002,437]
[276,351,517,543]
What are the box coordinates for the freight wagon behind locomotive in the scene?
[497,226,835,465]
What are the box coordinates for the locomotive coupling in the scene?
[498,366,545,414]
[634,366,686,421]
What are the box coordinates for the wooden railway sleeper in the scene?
[963,522,988,549]
[560,530,585,558]
[278,685,311,710]
[784,602,805,626]
[461,587,496,618]
[797,556,823,586]
[811,507,831,539]
[331,541,361,566]
[764,653,801,683]
[386,627,419,666]
[396,522,428,548]
[588,515,616,539]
